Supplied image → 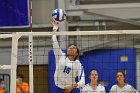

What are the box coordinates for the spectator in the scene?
[16,74,29,93]
[0,79,4,93]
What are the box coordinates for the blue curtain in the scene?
[0,0,29,27]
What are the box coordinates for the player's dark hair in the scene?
[116,70,126,84]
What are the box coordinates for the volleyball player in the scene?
[110,70,139,93]
[82,70,105,93]
[52,21,85,93]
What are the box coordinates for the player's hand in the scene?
[64,84,78,93]
[52,21,59,31]
[64,86,73,93]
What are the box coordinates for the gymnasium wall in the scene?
[33,0,54,24]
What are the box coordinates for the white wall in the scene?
[0,49,11,65]
[33,0,54,24]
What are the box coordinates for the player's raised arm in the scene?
[52,21,63,61]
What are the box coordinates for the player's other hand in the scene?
[52,21,59,31]
[64,86,73,93]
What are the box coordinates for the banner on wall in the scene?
[0,0,29,28]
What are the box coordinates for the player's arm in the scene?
[101,86,106,93]
[52,21,63,61]
[130,85,139,93]
[77,65,85,88]
[109,86,115,93]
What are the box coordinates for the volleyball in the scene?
[52,8,66,22]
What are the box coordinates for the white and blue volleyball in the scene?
[52,8,66,22]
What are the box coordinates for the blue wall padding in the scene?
[48,50,56,93]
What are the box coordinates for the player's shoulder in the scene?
[62,51,66,55]
[60,52,67,58]
[86,83,90,86]
[125,83,133,88]
[83,83,90,89]
[75,59,80,62]
[82,84,89,92]
[75,60,82,65]
[98,84,105,89]
[98,84,105,87]
[111,84,117,89]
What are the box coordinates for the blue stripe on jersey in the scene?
[80,66,84,80]
[121,83,138,93]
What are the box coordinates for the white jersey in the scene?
[110,84,139,93]
[52,35,85,89]
[82,83,105,93]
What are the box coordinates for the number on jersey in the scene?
[63,66,71,74]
